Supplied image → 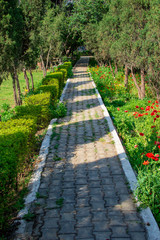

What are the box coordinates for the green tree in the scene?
[146,0,160,102]
[0,0,24,105]
[116,0,150,99]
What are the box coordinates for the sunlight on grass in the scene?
[0,70,44,110]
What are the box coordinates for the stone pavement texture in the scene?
[16,57,147,240]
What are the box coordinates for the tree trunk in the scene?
[29,69,34,91]
[114,61,118,75]
[40,54,46,77]
[124,65,129,88]
[11,73,18,106]
[131,66,142,99]
[140,69,145,99]
[23,68,30,92]
[109,60,115,78]
[46,44,52,71]
[15,70,22,105]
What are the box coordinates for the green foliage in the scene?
[1,104,15,122]
[91,65,160,226]
[23,212,35,221]
[37,84,58,103]
[24,92,52,128]
[58,68,68,81]
[52,102,67,118]
[0,118,37,231]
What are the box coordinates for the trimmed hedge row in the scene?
[0,61,72,232]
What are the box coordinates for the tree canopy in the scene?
[0,0,160,103]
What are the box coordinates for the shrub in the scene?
[0,118,37,231]
[24,92,52,128]
[44,72,64,94]
[14,105,41,129]
[38,84,58,103]
[59,62,72,77]
[58,68,68,81]
[52,102,67,118]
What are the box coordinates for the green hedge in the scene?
[0,59,72,233]
[38,84,59,103]
[59,62,72,77]
[58,68,68,81]
[42,72,64,95]
[24,92,52,128]
[0,118,37,230]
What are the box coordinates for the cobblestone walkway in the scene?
[18,57,147,240]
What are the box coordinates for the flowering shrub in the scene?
[90,64,160,226]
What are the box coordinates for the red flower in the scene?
[143,160,149,165]
[155,154,160,157]
[117,108,120,111]
[158,145,160,149]
[153,157,159,161]
[146,153,154,158]
[138,114,143,117]
[134,145,138,148]
[139,133,144,136]
[151,126,156,128]
[148,100,151,103]
[141,107,144,110]
[155,141,160,145]
[125,110,128,112]
[157,136,160,138]
[136,106,139,108]
[151,112,155,116]
[146,106,150,111]
[156,115,160,118]
[155,100,159,104]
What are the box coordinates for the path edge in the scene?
[14,77,71,238]
[89,71,160,240]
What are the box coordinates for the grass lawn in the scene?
[0,70,44,110]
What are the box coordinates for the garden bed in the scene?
[89,63,160,227]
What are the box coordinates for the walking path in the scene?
[16,57,147,240]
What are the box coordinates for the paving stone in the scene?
[91,201,105,211]
[76,227,94,239]
[59,234,75,240]
[76,207,91,217]
[40,229,58,240]
[92,211,108,221]
[127,221,145,232]
[110,226,130,238]
[93,232,112,240]
[44,209,59,218]
[76,216,93,227]
[59,221,76,234]
[105,197,119,207]
[93,221,110,232]
[60,212,75,221]
[129,232,147,240]
[60,203,75,213]
[41,218,58,229]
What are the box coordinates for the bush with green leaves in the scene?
[52,102,67,118]
[37,84,58,103]
[58,68,68,81]
[24,92,53,128]
[0,118,37,230]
